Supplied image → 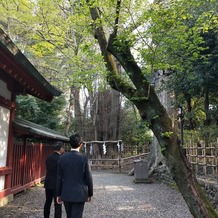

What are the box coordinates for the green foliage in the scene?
[0,0,107,93]
[15,95,66,131]
[1,0,218,141]
[183,125,218,146]
[144,0,209,73]
[120,103,152,146]
[1,0,217,88]
[198,125,218,142]
[161,131,174,138]
[170,27,218,129]
[15,95,40,121]
[1,0,217,93]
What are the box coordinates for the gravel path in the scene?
[0,171,193,218]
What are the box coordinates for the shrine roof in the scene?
[13,118,69,142]
[0,28,61,102]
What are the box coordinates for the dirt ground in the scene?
[0,171,193,218]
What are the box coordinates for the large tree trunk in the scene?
[148,135,167,176]
[72,86,83,135]
[88,5,217,218]
[136,88,216,218]
[148,70,177,177]
[89,91,98,141]
[64,87,74,136]
[110,90,121,140]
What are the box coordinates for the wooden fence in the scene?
[90,153,149,173]
[11,142,52,195]
[185,140,218,179]
[90,141,218,180]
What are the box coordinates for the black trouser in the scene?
[44,188,62,218]
[64,201,85,218]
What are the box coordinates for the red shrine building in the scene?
[0,28,68,206]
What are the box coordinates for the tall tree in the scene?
[85,0,217,217]
[167,25,218,132]
[0,0,109,135]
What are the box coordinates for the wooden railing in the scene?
[90,141,218,180]
[185,140,218,179]
[90,153,149,173]
[11,142,52,195]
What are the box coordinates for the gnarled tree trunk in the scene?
[88,4,217,218]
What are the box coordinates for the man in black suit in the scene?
[44,141,65,218]
[56,134,93,218]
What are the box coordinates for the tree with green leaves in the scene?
[167,9,218,138]
[84,0,218,217]
[16,95,66,131]
[0,0,110,136]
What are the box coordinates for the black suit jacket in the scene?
[44,152,61,190]
[56,151,93,202]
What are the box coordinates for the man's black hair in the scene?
[53,141,64,151]
[69,134,82,148]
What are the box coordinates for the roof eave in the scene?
[0,28,62,101]
[13,118,69,142]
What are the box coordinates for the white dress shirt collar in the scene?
[71,147,80,152]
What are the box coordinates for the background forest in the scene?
[0,0,218,148]
[0,0,155,150]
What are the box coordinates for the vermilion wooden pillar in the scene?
[4,93,16,190]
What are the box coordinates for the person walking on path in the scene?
[56,133,93,218]
[44,141,65,218]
